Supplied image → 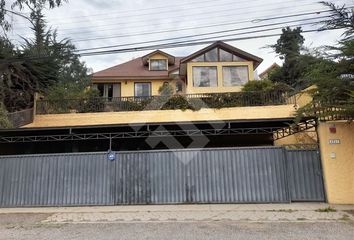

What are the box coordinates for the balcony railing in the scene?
[36,91,296,115]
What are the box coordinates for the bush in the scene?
[242,80,293,105]
[161,95,192,111]
[76,89,105,113]
[0,103,12,128]
[158,83,174,96]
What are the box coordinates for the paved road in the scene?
[0,214,353,240]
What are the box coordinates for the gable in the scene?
[141,50,175,66]
[181,41,263,69]
[190,47,247,62]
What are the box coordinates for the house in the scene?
[0,41,353,207]
[259,62,280,80]
[91,41,262,98]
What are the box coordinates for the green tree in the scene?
[297,1,354,120]
[0,0,66,32]
[269,27,305,87]
[1,1,91,111]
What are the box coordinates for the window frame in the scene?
[191,48,247,62]
[192,66,218,87]
[222,66,249,87]
[134,82,152,97]
[149,59,168,71]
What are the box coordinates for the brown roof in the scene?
[181,41,263,69]
[259,63,280,79]
[92,57,183,79]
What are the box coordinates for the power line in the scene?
[40,0,319,25]
[13,0,324,30]
[12,4,335,43]
[75,16,330,50]
[78,21,331,57]
[71,11,335,43]
[2,26,342,63]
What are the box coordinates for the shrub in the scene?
[158,83,174,96]
[242,80,293,105]
[0,103,12,128]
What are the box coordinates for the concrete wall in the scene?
[25,105,296,128]
[318,121,354,204]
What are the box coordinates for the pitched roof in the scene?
[259,63,280,79]
[141,50,176,65]
[180,41,263,69]
[92,57,183,79]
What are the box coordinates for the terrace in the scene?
[21,91,299,128]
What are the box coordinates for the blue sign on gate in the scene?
[107,151,116,161]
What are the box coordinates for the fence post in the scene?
[33,92,38,116]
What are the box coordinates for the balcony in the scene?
[25,91,298,128]
[36,91,295,114]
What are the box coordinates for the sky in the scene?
[5,0,354,74]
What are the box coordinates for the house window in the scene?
[150,59,167,70]
[191,48,247,62]
[204,48,218,62]
[176,81,183,92]
[219,49,233,62]
[222,66,249,86]
[134,82,151,97]
[94,83,121,100]
[192,66,218,87]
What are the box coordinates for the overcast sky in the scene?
[6,0,354,73]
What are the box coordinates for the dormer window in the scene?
[150,59,167,71]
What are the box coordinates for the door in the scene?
[286,149,325,202]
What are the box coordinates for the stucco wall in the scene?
[318,121,354,204]
[92,79,168,97]
[24,105,295,128]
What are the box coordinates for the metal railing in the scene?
[6,108,34,128]
[36,91,296,115]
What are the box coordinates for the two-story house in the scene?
[0,41,333,207]
[91,41,262,98]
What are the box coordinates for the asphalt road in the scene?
[0,214,353,240]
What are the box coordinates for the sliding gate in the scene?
[0,146,325,207]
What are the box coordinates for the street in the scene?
[0,215,353,240]
[0,204,353,240]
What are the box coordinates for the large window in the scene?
[150,59,167,70]
[134,82,151,97]
[94,83,121,100]
[222,66,249,86]
[192,66,218,87]
[191,48,247,62]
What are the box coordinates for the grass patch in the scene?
[315,207,337,212]
[339,214,351,221]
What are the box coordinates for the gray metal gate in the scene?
[0,146,325,207]
[286,149,325,201]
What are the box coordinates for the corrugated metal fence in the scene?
[0,147,325,207]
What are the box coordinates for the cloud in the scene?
[8,0,353,73]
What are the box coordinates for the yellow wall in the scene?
[294,85,316,108]
[25,105,295,128]
[318,121,354,204]
[186,61,254,94]
[92,79,169,97]
[148,53,168,60]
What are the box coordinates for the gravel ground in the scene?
[0,214,353,240]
